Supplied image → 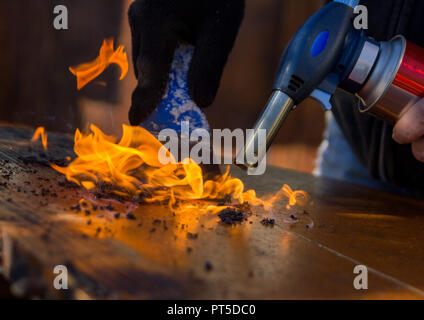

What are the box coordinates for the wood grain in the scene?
[0,125,423,299]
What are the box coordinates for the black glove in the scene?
[128,0,245,125]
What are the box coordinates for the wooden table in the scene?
[0,125,423,299]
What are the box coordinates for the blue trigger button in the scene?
[311,30,329,57]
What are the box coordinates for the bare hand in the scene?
[393,99,424,163]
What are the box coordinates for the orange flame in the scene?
[31,126,48,151]
[69,39,128,90]
[51,125,309,215]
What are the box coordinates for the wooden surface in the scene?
[0,125,424,300]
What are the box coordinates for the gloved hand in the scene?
[128,0,245,126]
[393,98,424,163]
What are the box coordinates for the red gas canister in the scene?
[393,41,424,98]
[358,36,424,123]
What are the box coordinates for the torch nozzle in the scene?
[235,90,295,171]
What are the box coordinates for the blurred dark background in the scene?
[0,0,325,173]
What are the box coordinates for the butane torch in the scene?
[237,0,424,170]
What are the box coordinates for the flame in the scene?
[69,39,128,90]
[31,126,48,151]
[51,124,309,215]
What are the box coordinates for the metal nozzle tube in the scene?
[235,90,295,170]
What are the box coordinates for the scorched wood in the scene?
[0,124,423,299]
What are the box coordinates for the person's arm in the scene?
[393,100,424,163]
[127,0,245,126]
